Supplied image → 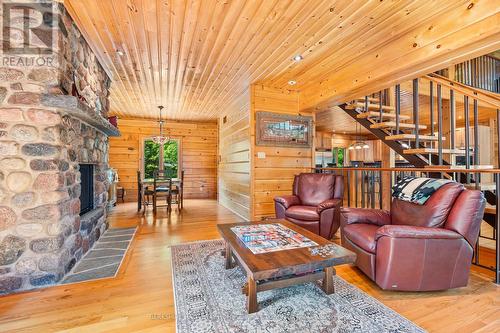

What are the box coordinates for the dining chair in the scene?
[171,170,184,211]
[153,170,172,214]
[137,170,154,212]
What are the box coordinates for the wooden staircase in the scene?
[339,72,500,233]
[337,56,500,282]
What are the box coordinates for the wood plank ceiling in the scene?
[65,0,500,121]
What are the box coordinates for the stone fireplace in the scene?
[0,2,119,293]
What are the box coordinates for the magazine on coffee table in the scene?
[231,223,318,254]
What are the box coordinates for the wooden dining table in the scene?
[137,178,183,211]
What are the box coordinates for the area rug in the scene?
[171,239,426,333]
[62,227,136,284]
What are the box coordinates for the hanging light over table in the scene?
[348,123,369,150]
[152,105,170,145]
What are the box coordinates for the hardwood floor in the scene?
[0,200,499,332]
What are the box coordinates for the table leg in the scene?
[246,276,258,314]
[322,267,335,294]
[224,243,233,269]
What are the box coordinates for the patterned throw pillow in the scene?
[392,177,453,205]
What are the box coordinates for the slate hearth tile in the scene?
[73,256,123,273]
[62,263,120,284]
[93,241,131,250]
[105,227,136,234]
[99,235,133,242]
[84,249,125,259]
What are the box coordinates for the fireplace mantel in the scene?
[41,94,121,137]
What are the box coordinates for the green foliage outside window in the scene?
[163,141,178,178]
[143,140,179,179]
[333,147,345,167]
[144,140,160,179]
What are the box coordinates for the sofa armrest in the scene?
[274,195,300,209]
[375,225,462,241]
[340,207,390,226]
[317,198,342,213]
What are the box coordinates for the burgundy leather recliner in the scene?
[274,173,344,239]
[340,182,486,291]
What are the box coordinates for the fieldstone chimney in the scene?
[0,1,119,293]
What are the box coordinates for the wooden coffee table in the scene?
[217,219,356,313]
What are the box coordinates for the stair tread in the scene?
[385,134,445,141]
[403,148,466,155]
[357,112,410,120]
[370,122,427,130]
[354,97,380,103]
[346,102,395,111]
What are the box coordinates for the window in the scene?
[142,139,179,179]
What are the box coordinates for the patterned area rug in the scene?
[62,227,136,284]
[171,240,426,333]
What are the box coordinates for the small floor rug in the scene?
[171,239,426,333]
[62,227,136,284]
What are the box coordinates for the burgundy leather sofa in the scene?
[340,182,486,291]
[274,173,344,239]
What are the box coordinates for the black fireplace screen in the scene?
[79,164,94,215]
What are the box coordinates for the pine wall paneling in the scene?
[251,85,314,220]
[109,119,217,202]
[218,90,252,220]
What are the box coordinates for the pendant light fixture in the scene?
[348,123,370,150]
[152,105,170,145]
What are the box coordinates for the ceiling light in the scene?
[288,80,297,86]
[402,143,410,148]
[348,146,354,150]
[116,50,125,56]
[355,145,362,150]
[293,54,303,62]
[152,106,170,145]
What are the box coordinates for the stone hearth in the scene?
[0,2,119,293]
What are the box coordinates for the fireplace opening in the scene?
[79,164,94,215]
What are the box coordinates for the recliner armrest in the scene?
[375,225,462,241]
[317,198,342,213]
[340,207,390,226]
[274,195,300,209]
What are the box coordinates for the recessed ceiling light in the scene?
[116,50,125,56]
[288,80,297,85]
[293,54,303,62]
